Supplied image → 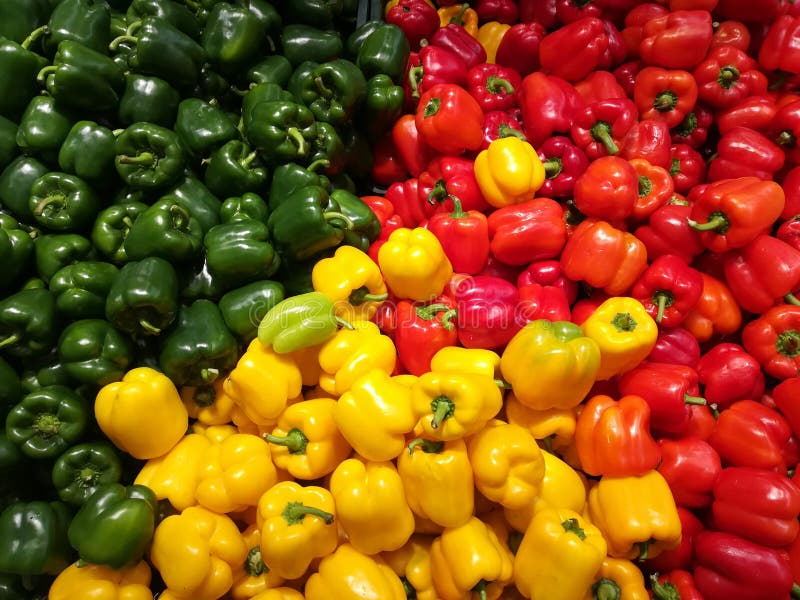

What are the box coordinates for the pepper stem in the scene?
[611,312,637,332]
[592,578,621,600]
[193,385,216,408]
[424,97,441,118]
[33,414,60,437]
[652,291,673,323]
[485,75,515,96]
[649,574,680,600]
[323,211,354,229]
[200,368,220,383]
[169,204,191,231]
[117,152,156,167]
[429,395,455,429]
[543,157,562,179]
[36,65,57,84]
[314,75,333,98]
[240,151,258,168]
[282,501,334,525]
[684,394,706,405]
[307,158,330,173]
[639,175,653,197]
[777,130,797,148]
[637,540,651,561]
[440,309,457,331]
[590,121,619,155]
[687,213,729,233]
[717,65,740,89]
[0,334,20,349]
[407,438,445,454]
[473,580,488,600]
[286,127,308,156]
[416,303,451,320]
[139,319,161,335]
[497,123,527,141]
[264,428,309,454]
[791,583,800,599]
[78,468,96,484]
[785,293,800,306]
[335,316,354,330]
[349,286,388,305]
[561,518,586,539]
[408,65,423,99]
[653,90,678,112]
[777,329,800,358]
[108,33,138,51]
[450,3,470,25]
[245,546,267,577]
[401,577,416,599]
[21,25,49,49]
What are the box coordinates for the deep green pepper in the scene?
[218,279,285,343]
[356,23,411,84]
[52,442,123,506]
[246,54,292,87]
[329,171,357,193]
[0,155,48,223]
[345,19,383,59]
[194,63,235,104]
[123,201,204,262]
[49,261,120,320]
[257,291,344,353]
[309,121,346,175]
[0,357,21,417]
[57,319,133,386]
[58,121,117,183]
[0,38,48,121]
[331,188,381,252]
[117,73,181,127]
[0,430,25,472]
[15,95,74,161]
[204,140,268,198]
[237,0,282,44]
[204,219,280,290]
[127,0,202,39]
[202,2,265,73]
[20,351,73,393]
[158,299,239,386]
[167,172,222,232]
[90,201,149,264]
[105,257,179,337]
[267,159,331,212]
[339,123,373,181]
[5,386,89,460]
[68,483,156,569]
[220,192,269,224]
[281,0,343,29]
[0,501,72,575]
[267,184,351,261]
[0,0,51,45]
[286,59,319,101]
[293,58,366,126]
[362,73,404,142]
[0,573,50,600]
[37,40,127,112]
[114,121,187,190]
[29,172,100,232]
[0,212,35,289]
[246,101,317,165]
[241,82,295,131]
[280,24,343,67]
[34,233,94,281]
[174,98,240,157]
[0,116,19,170]
[0,288,57,358]
[179,257,227,302]
[44,0,111,55]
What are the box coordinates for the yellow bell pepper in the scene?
[378,227,453,302]
[382,535,438,600]
[438,3,479,37]
[135,432,208,510]
[398,437,474,528]
[318,320,396,396]
[580,297,658,381]
[474,136,545,208]
[430,516,514,600]
[500,319,600,411]
[305,543,406,599]
[48,559,153,600]
[250,589,305,600]
[181,377,235,426]
[94,366,188,460]
[584,557,649,600]
[477,21,511,63]
[334,369,417,461]
[224,339,303,426]
[587,470,682,560]
[263,398,351,480]
[329,456,415,555]
[430,346,502,379]
[505,392,577,452]
[514,508,607,600]
[481,507,521,556]
[467,419,545,510]
[150,505,248,600]
[312,245,388,322]
[230,523,286,600]
[286,343,323,387]
[256,481,338,580]
[411,370,503,441]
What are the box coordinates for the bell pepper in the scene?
[199,2,265,74]
[639,10,712,69]
[427,196,489,274]
[291,58,367,128]
[430,22,486,70]
[15,96,74,162]
[203,141,267,198]
[634,72,697,139]
[539,17,610,83]
[574,71,628,105]
[0,213,34,291]
[487,198,567,266]
[378,227,453,302]
[514,508,607,600]
[280,24,343,67]
[475,136,545,209]
[113,121,186,191]
[214,280,283,344]
[89,202,146,265]
[504,392,577,453]
[494,22,545,77]
[742,304,800,380]
[480,109,525,151]
[573,155,639,223]
[645,506,705,575]
[0,287,57,358]
[671,104,713,148]
[392,114,436,179]
[123,200,204,264]
[451,275,523,350]
[707,126,785,182]
[94,366,188,460]
[0,500,71,576]
[768,99,800,165]
[570,98,637,159]
[718,95,778,137]
[305,543,405,600]
[537,135,590,198]
[431,346,502,381]
[228,522,286,598]
[586,556,648,600]
[518,72,585,147]
[117,73,180,128]
[415,83,484,156]
[57,120,117,185]
[648,571,703,600]
[28,172,99,233]
[47,261,117,321]
[633,200,703,265]
[681,273,742,342]
[180,377,236,427]
[395,299,458,376]
[630,254,704,327]
[516,260,577,324]
[383,535,438,600]
[647,326,701,369]
[360,74,405,143]
[656,437,722,509]
[126,0,201,38]
[774,377,800,439]
[759,15,800,75]
[203,220,279,292]
[386,0,439,51]
[407,45,468,100]
[668,143,705,196]
[466,63,520,114]
[688,176,785,252]
[245,101,317,166]
[48,560,153,600]
[626,157,674,221]
[0,37,48,122]
[56,318,133,386]
[692,45,768,111]
[257,291,345,355]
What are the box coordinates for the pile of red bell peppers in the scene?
[367,1,800,598]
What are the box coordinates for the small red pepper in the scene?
[669,143,705,195]
[474,0,518,23]
[619,119,672,169]
[633,198,705,264]
[716,95,777,135]
[639,10,713,69]
[656,437,721,509]
[427,196,490,275]
[644,509,704,572]
[769,99,800,165]
[634,66,699,128]
[709,399,792,470]
[385,0,440,51]
[465,63,521,113]
[649,570,704,600]
[759,15,800,76]
[573,155,639,223]
[696,343,766,411]
[630,157,674,222]
[407,45,468,100]
[536,135,590,198]
[710,19,752,51]
[620,3,670,59]
[574,70,628,105]
[682,273,743,343]
[414,83,484,156]
[693,45,769,109]
[494,22,546,78]
[392,114,436,178]
[743,304,800,381]
[539,17,610,83]
[479,110,524,151]
[647,326,701,368]
[554,0,602,25]
[487,197,568,266]
[569,97,638,159]
[418,156,488,214]
[515,259,577,324]
[429,23,487,70]
[631,254,704,327]
[385,178,435,228]
[394,299,459,376]
[773,376,800,438]
[707,126,786,182]
[451,275,522,350]
[518,72,585,147]
[670,103,713,147]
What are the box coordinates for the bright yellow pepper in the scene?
[411,370,503,441]
[378,227,453,302]
[481,508,521,556]
[587,470,682,560]
[312,245,388,322]
[477,21,511,63]
[514,508,607,600]
[250,589,305,600]
[500,319,600,411]
[505,392,577,452]
[94,366,188,460]
[135,432,208,510]
[224,339,303,426]
[230,523,286,600]
[286,343,323,387]
[257,481,338,580]
[48,559,153,600]
[583,556,649,600]
[438,3,479,37]
[150,505,248,600]
[318,320,396,396]
[474,136,545,208]
[334,369,417,461]
[430,516,514,600]
[382,535,438,600]
[329,456,416,555]
[430,346,502,379]
[181,377,235,426]
[467,419,545,510]
[580,297,658,381]
[305,543,406,599]
[398,437,474,528]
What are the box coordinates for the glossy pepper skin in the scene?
[634,67,698,129]
[383,535,438,600]
[378,227,452,302]
[631,254,704,327]
[452,275,522,350]
[394,299,458,376]
[759,15,800,75]
[0,156,48,223]
[58,121,117,184]
[656,437,721,510]
[0,500,72,576]
[639,10,712,69]
[415,83,484,156]
[306,543,406,600]
[709,400,791,471]
[518,72,584,147]
[707,126,785,182]
[257,291,342,354]
[742,304,800,380]
[693,45,768,110]
[311,245,387,322]
[574,155,639,223]
[475,136,545,209]
[57,319,133,386]
[51,441,122,506]
[29,172,99,233]
[48,559,153,600]
[90,202,148,264]
[203,220,280,292]
[682,273,742,342]
[48,260,116,321]
[15,95,74,162]
[114,122,187,190]
[540,17,610,83]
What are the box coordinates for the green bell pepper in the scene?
[309,120,346,174]
[280,24,343,67]
[179,257,227,302]
[0,501,72,575]
[257,291,344,353]
[49,261,120,320]
[282,0,343,29]
[331,188,381,252]
[362,73,404,141]
[5,385,89,460]
[0,38,49,121]
[0,357,21,417]
[90,201,149,264]
[15,95,74,162]
[219,279,285,343]
[0,573,52,600]
[29,172,100,233]
[286,59,319,102]
[117,73,181,127]
[238,0,282,44]
[267,159,331,212]
[114,121,187,190]
[0,116,19,171]
[0,288,57,358]
[0,0,50,45]
[126,0,202,40]
[220,192,269,224]
[57,319,133,386]
[174,98,240,157]
[339,123,373,180]
[123,201,204,262]
[246,100,317,165]
[202,2,266,73]
[0,430,25,472]
[52,442,123,506]
[58,121,118,184]
[0,155,48,223]
[167,173,223,234]
[241,82,294,131]
[105,257,179,337]
[158,299,239,386]
[204,219,280,290]
[356,23,411,84]
[293,58,366,126]
[20,351,73,394]
[246,54,292,87]
[34,233,94,281]
[68,483,156,569]
[0,212,35,290]
[345,19,383,59]
[204,140,268,198]
[45,0,111,55]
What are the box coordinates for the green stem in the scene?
[314,75,333,98]
[349,286,388,305]
[611,312,637,332]
[307,158,330,173]
[440,309,457,331]
[430,395,455,429]
[335,316,354,330]
[687,213,729,233]
[786,292,800,306]
[33,413,60,437]
[282,501,334,525]
[200,367,220,383]
[21,25,49,49]
[193,385,216,408]
[402,577,417,599]
[415,303,452,321]
[637,540,651,561]
[486,75,515,96]
[286,127,308,157]
[108,33,138,51]
[448,196,466,218]
[561,518,586,539]
[777,329,800,358]
[245,546,267,577]
[590,121,619,155]
[323,211,354,229]
[408,65,423,99]
[717,65,740,89]
[649,574,680,600]
[652,291,673,323]
[427,179,448,205]
[0,334,20,350]
[653,90,678,112]
[684,394,706,405]
[169,204,191,231]
[407,438,445,454]
[791,583,800,599]
[592,578,621,600]
[264,428,309,454]
[543,157,562,179]
[639,175,652,197]
[450,2,470,25]
[240,151,258,168]
[777,130,798,148]
[497,123,527,141]
[117,152,156,166]
[139,319,161,335]
[36,65,57,84]
[473,580,488,600]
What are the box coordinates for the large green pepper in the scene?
[0,116,19,171]
[202,2,266,73]
[0,38,49,121]
[280,24,343,67]
[356,23,411,83]
[204,140,268,198]
[29,172,100,232]
[246,100,317,165]
[117,73,181,127]
[44,0,111,55]
[0,573,51,600]
[126,0,202,39]
[257,291,343,353]
[331,188,381,252]
[90,201,149,264]
[68,483,156,569]
[281,0,343,29]
[286,59,319,102]
[52,442,123,506]
[293,58,366,126]
[267,160,331,211]
[220,192,269,223]
[0,0,50,45]
[309,121,346,174]
[246,54,292,87]
[0,430,25,473]
[114,122,187,190]
[58,121,118,184]
[0,357,21,417]
[0,213,34,289]
[123,201,204,262]
[0,155,48,222]
[219,279,285,343]
[339,123,373,181]
[105,257,179,337]
[204,219,280,290]
[362,73,404,142]
[5,386,89,459]
[0,501,72,575]
[174,98,240,157]
[345,19,383,59]
[159,299,239,386]
[241,82,294,131]
[20,351,73,394]
[166,173,222,234]
[237,0,282,44]
[35,233,94,281]
[15,95,74,161]
[0,288,57,358]
[57,319,133,386]
[179,257,227,302]
[49,261,120,320]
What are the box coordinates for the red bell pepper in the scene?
[451,275,522,350]
[554,0,602,25]
[494,22,546,78]
[631,254,704,327]
[371,133,408,187]
[465,63,521,113]
[669,143,705,195]
[619,119,672,169]
[427,197,490,275]
[598,19,628,72]
[693,45,769,110]
[647,326,701,368]
[639,10,713,69]
[707,126,786,182]
[518,0,558,29]
[418,156,488,214]
[516,259,577,324]
[517,72,585,147]
[574,394,662,477]
[670,103,713,147]
[682,273,743,343]
[487,198,568,266]
[781,166,800,219]
[536,135,590,198]
[385,178,435,228]
[480,110,524,151]
[683,404,717,441]
[646,509,704,575]
[614,59,642,97]
[709,399,792,470]
[714,0,787,24]
[634,67,699,129]
[743,304,800,381]
[574,70,627,105]
[415,83,484,156]
[539,17,610,83]
[649,571,703,600]
[656,437,721,508]
[429,23,487,70]
[620,3,670,59]
[407,45,468,100]
[773,377,800,438]
[687,176,786,253]
[569,97,637,159]
[394,299,458,376]
[373,297,398,339]
[634,200,705,264]
[363,196,404,264]
[630,157,674,222]
[759,15,800,75]
[392,114,436,178]
[778,216,800,255]
[769,99,800,165]
[573,155,639,223]
[710,19,752,51]
[385,0,440,51]
[475,255,524,283]
[712,466,800,548]
[696,343,766,411]
[474,0,518,24]
[716,95,777,135]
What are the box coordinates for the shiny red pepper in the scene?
[769,99,800,165]
[429,23,487,70]
[634,66,699,129]
[392,114,436,178]
[518,0,558,29]
[743,304,800,381]
[715,0,787,24]
[385,0,440,51]
[634,199,705,263]
[598,19,628,72]
[418,156,488,214]
[670,103,713,147]
[536,135,590,198]
[710,19,752,51]
[554,0,602,24]
[759,15,800,75]
[518,72,585,147]
[696,343,766,410]
[465,63,521,113]
[451,275,522,350]
[709,399,792,470]
[574,70,628,104]
[716,95,777,135]
[782,167,800,221]
[493,22,546,78]
[630,157,674,221]
[639,10,714,69]
[682,273,743,343]
[620,3,670,59]
[693,45,769,109]
[427,197,489,276]
[487,198,568,266]
[644,509,704,572]
[614,59,642,97]
[394,298,459,376]
[474,0,518,23]
[539,17,610,83]
[649,570,704,600]
[573,155,639,223]
[415,83,484,156]
[619,119,672,169]
[656,437,721,508]
[569,97,638,159]
[773,377,800,438]
[631,254,704,327]
[647,326,701,368]
[385,178,434,228]
[707,126,786,182]
[407,45,468,100]
[669,143,705,195]
[515,260,577,324]
[479,110,524,151]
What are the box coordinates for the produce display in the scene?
[4,0,800,598]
